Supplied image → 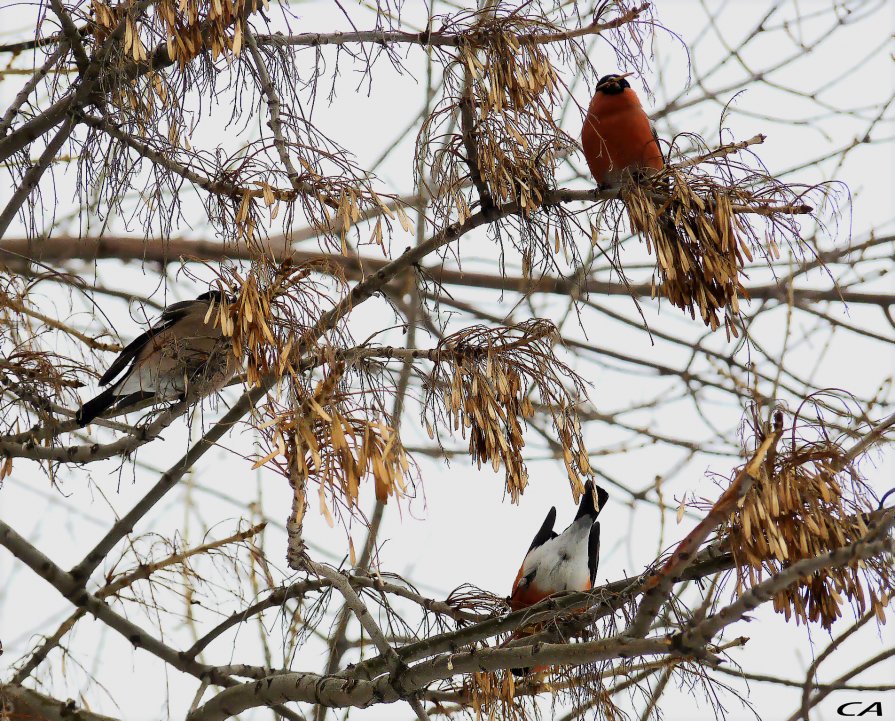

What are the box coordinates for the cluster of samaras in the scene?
[727,440,893,629]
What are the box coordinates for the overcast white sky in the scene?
[1,1,894,720]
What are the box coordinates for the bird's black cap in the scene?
[596,74,631,95]
[197,289,236,304]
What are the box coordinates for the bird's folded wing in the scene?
[588,521,601,585]
[527,506,558,552]
[97,300,204,386]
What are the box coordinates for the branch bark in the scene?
[625,414,783,637]
[5,233,891,306]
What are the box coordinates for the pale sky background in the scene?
[1,1,894,720]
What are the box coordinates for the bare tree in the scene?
[1,1,893,720]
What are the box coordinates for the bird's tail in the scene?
[75,386,118,427]
[574,481,609,521]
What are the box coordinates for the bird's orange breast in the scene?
[582,88,664,186]
[509,583,548,611]
[509,566,543,611]
[508,566,593,611]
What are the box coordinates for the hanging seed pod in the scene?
[726,412,894,630]
[423,320,590,503]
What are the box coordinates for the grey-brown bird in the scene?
[75,291,239,427]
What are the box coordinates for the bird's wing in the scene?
[527,506,558,552]
[97,300,203,386]
[596,486,609,514]
[98,329,165,386]
[588,521,601,585]
[650,122,666,165]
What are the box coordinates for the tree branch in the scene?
[626,414,783,637]
[5,233,891,307]
[0,684,120,721]
[252,5,650,49]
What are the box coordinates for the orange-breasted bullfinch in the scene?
[582,73,665,187]
[75,290,239,427]
[507,481,608,676]
[509,481,609,611]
